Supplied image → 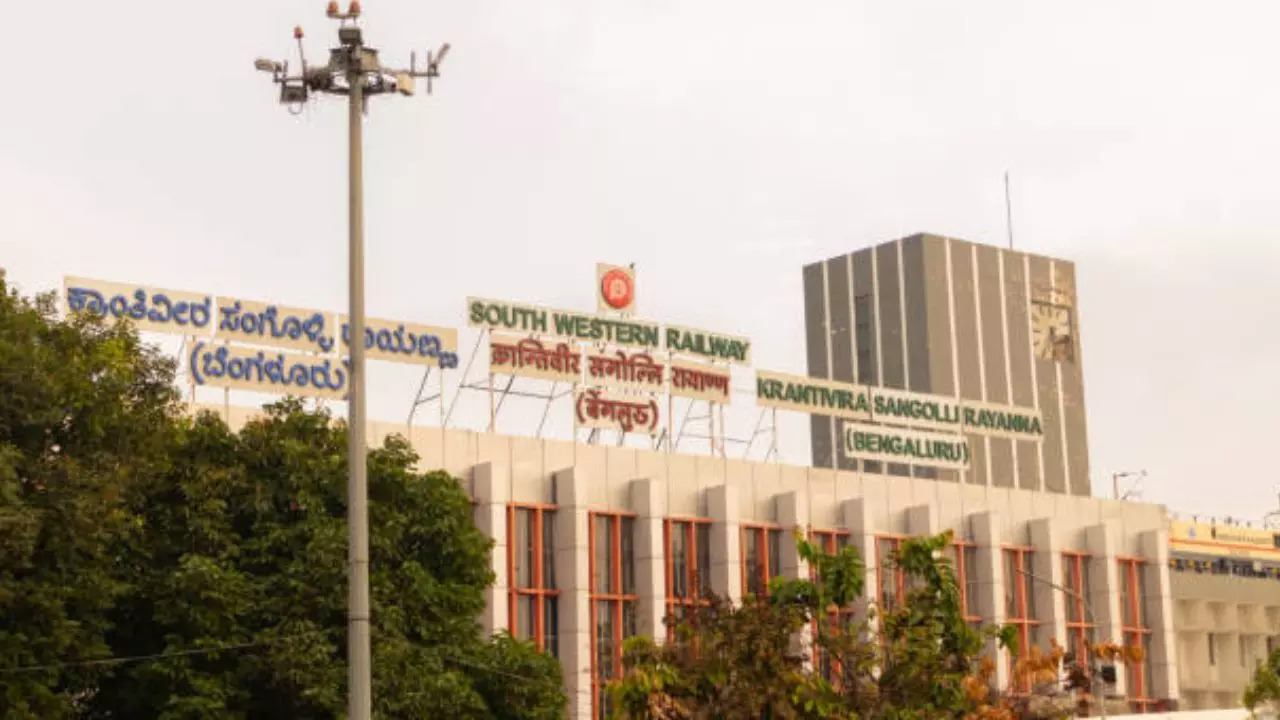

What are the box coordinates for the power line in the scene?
[0,631,330,676]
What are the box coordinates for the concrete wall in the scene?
[1171,571,1280,710]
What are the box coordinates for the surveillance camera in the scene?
[395,72,414,96]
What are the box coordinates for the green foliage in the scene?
[1244,645,1280,716]
[0,275,564,718]
[611,531,1000,720]
[0,275,180,719]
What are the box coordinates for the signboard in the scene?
[665,324,751,365]
[957,399,1044,441]
[669,359,731,404]
[585,349,665,391]
[755,370,872,422]
[64,277,215,336]
[63,277,457,369]
[842,422,971,470]
[338,315,458,367]
[1170,520,1280,561]
[188,341,349,400]
[219,297,336,353]
[467,297,661,351]
[596,263,636,314]
[489,334,582,383]
[575,388,660,435]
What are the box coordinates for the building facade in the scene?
[1167,520,1280,710]
[803,233,1090,496]
[209,404,1179,719]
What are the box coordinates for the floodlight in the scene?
[339,25,362,47]
[255,58,282,73]
[280,83,309,104]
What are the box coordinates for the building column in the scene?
[778,491,812,667]
[1028,518,1067,653]
[706,484,742,604]
[1140,528,1180,705]
[905,503,939,536]
[473,461,509,637]
[554,469,591,719]
[841,498,879,632]
[1085,521,1127,698]
[971,511,1011,691]
[631,478,667,641]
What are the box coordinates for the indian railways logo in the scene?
[600,268,634,310]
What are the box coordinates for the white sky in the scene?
[2,1,1277,523]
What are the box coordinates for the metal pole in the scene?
[1015,567,1105,720]
[1112,472,1119,501]
[346,62,372,720]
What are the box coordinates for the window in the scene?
[1062,552,1096,665]
[1208,634,1216,666]
[953,539,982,628]
[665,518,712,627]
[1119,557,1154,711]
[1003,547,1041,692]
[509,504,559,655]
[877,536,907,611]
[742,524,784,597]
[853,293,876,385]
[590,513,637,720]
[811,529,855,682]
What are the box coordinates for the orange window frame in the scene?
[1003,546,1041,692]
[663,517,712,629]
[508,503,560,654]
[875,535,908,611]
[741,523,783,597]
[1062,551,1096,664]
[952,538,982,625]
[810,529,856,681]
[589,511,637,720]
[1118,556,1154,711]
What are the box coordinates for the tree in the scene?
[611,531,1145,720]
[611,531,1008,720]
[92,401,564,719]
[0,276,563,718]
[1244,645,1280,718]
[0,274,181,719]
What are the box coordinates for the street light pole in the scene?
[255,5,449,718]
[1014,567,1108,720]
[1112,470,1147,501]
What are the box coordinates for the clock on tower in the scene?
[1031,301,1074,363]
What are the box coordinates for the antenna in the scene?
[1004,170,1014,250]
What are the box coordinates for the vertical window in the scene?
[853,293,876,385]
[590,513,637,720]
[876,536,907,611]
[1119,557,1154,711]
[953,539,982,629]
[665,518,712,627]
[1208,634,1216,666]
[1062,552,1096,665]
[509,504,559,656]
[811,529,855,682]
[1003,547,1041,692]
[742,524,784,597]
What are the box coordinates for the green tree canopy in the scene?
[0,274,563,719]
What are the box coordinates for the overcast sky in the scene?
[2,1,1277,523]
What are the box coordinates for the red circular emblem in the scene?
[600,269,634,310]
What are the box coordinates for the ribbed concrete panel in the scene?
[1029,255,1066,494]
[803,262,833,469]
[1054,261,1092,496]
[849,249,880,475]
[976,244,1014,488]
